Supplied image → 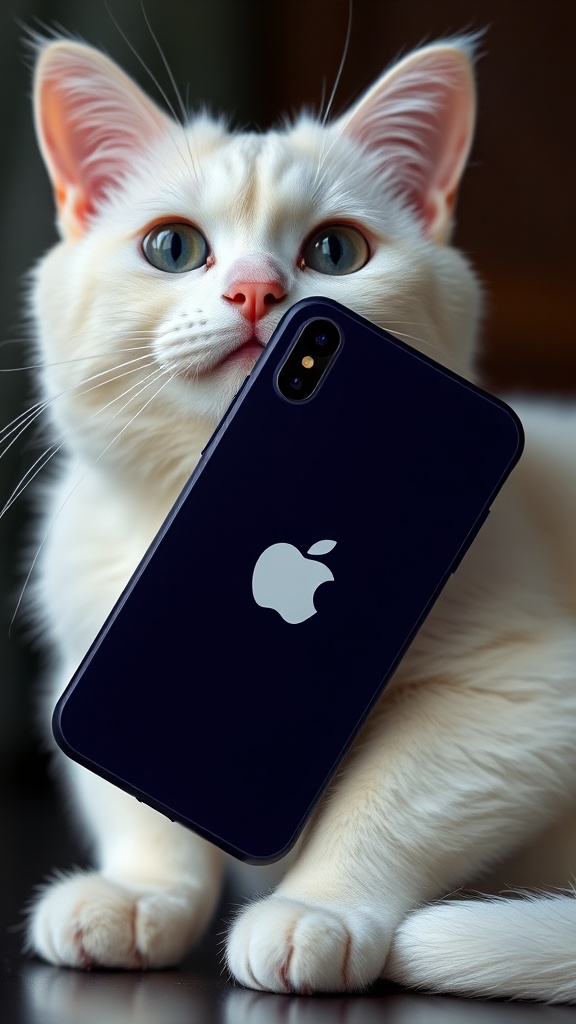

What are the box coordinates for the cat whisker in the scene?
[310,0,353,196]
[104,3,183,127]
[0,335,31,351]
[140,4,189,127]
[0,399,55,463]
[0,346,152,374]
[10,366,175,628]
[0,355,156,460]
[0,324,150,344]
[0,442,59,519]
[40,351,156,394]
[103,330,159,340]
[372,321,441,350]
[94,367,175,463]
[320,0,353,127]
[318,78,327,125]
[0,397,51,446]
[311,96,354,192]
[350,309,456,360]
[3,364,148,452]
[376,319,434,329]
[382,328,440,348]
[375,324,467,373]
[105,2,201,191]
[1,362,164,518]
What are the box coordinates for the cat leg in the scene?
[226,630,576,994]
[28,757,225,969]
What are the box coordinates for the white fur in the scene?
[386,892,576,1002]
[21,37,576,1001]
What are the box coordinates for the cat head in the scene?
[31,36,479,491]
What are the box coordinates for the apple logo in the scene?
[251,539,337,624]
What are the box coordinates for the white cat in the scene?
[20,35,576,1001]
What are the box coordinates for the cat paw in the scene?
[28,871,208,969]
[226,895,389,993]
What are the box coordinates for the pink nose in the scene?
[223,279,286,322]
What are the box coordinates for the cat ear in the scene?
[335,41,476,243]
[33,40,172,239]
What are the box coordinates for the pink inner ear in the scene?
[34,42,170,236]
[341,45,476,239]
[40,78,103,222]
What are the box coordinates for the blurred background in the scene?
[0,0,575,773]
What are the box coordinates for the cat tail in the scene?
[385,892,576,1003]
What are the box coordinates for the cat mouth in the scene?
[221,338,265,367]
[196,337,266,377]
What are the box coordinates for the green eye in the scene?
[142,222,209,273]
[303,225,369,275]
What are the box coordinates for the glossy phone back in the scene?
[53,298,524,862]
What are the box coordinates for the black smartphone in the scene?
[53,297,523,862]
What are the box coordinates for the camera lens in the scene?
[301,319,340,357]
[290,376,303,391]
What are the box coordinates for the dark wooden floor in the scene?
[2,763,576,1024]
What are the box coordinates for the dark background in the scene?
[0,0,574,792]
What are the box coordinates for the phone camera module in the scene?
[277,316,342,403]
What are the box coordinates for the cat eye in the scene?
[303,225,370,276]
[142,222,209,273]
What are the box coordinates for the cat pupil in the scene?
[326,234,342,267]
[170,232,183,263]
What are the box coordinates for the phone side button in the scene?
[200,374,250,455]
[450,509,490,574]
[135,795,174,822]
[200,423,222,457]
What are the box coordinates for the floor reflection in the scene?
[20,959,574,1024]
[223,987,575,1023]
[21,962,220,1024]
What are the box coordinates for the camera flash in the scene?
[302,355,314,369]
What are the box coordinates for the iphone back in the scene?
[53,297,523,862]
